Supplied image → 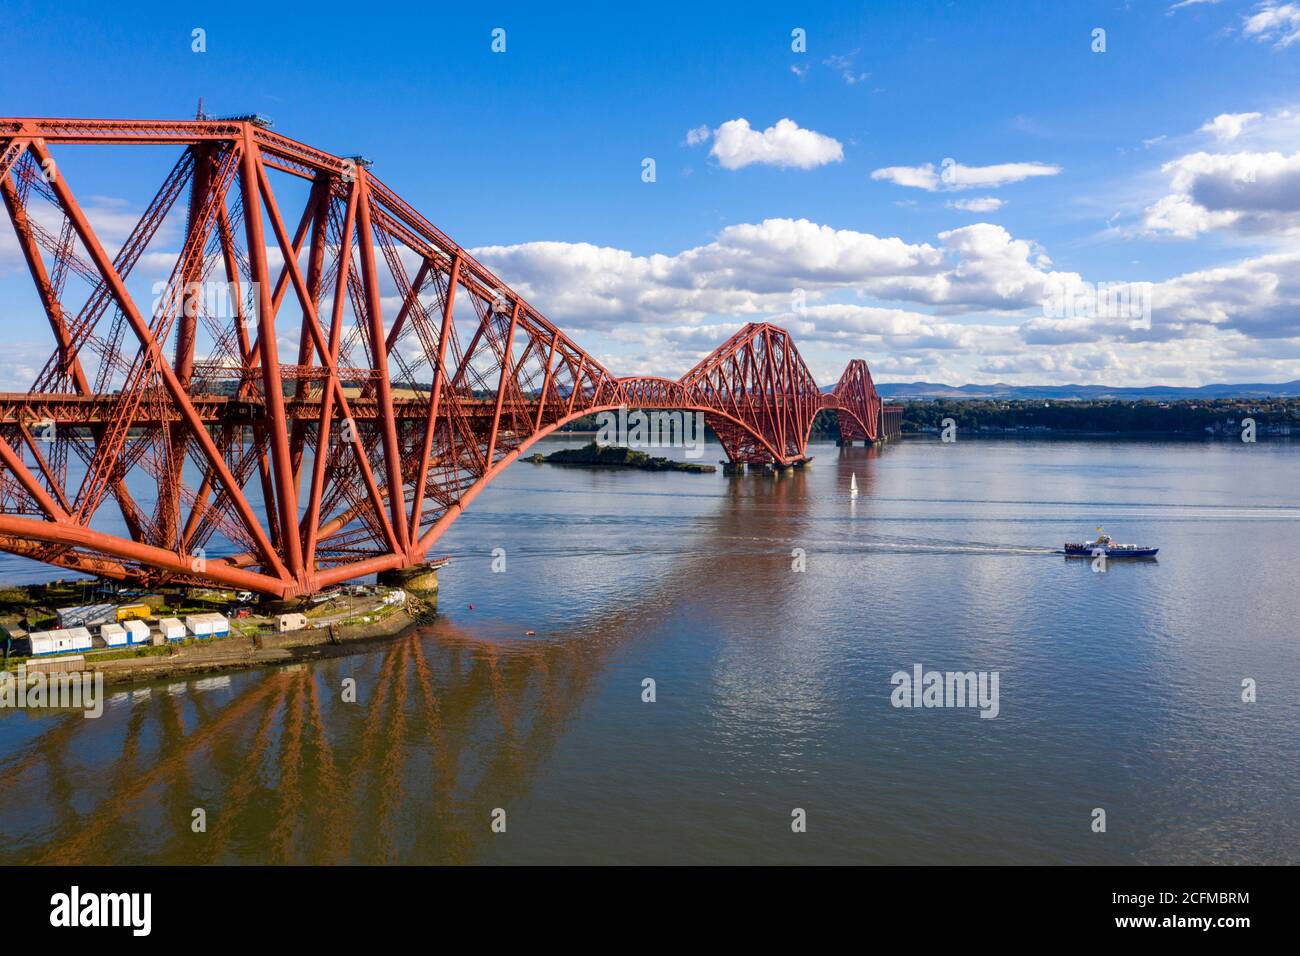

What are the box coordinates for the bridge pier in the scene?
[722,462,745,476]
[379,563,442,599]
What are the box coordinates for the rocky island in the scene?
[528,441,717,473]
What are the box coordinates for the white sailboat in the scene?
[850,473,859,498]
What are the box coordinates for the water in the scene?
[2,437,1298,864]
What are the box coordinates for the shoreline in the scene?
[898,430,1299,440]
[78,603,428,687]
[3,584,436,688]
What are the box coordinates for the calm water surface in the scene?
[2,437,1298,864]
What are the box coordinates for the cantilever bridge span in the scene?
[0,116,900,597]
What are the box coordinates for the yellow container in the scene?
[116,603,151,622]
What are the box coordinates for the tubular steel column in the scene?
[354,169,411,553]
[240,135,303,582]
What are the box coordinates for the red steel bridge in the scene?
[0,116,901,598]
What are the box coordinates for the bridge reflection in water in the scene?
[0,447,883,864]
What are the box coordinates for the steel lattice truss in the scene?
[0,117,889,597]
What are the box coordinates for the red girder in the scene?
[822,358,883,443]
[0,116,896,597]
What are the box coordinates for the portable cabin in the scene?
[277,613,308,633]
[159,618,186,642]
[56,604,116,629]
[68,627,93,652]
[185,615,214,638]
[99,622,128,648]
[185,612,229,639]
[115,603,151,621]
[28,627,93,656]
[27,630,57,656]
[124,620,151,646]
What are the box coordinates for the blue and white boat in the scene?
[1063,531,1158,558]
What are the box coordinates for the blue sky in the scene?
[2,0,1299,386]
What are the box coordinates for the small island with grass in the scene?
[528,441,716,473]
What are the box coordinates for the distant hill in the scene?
[867,380,1300,401]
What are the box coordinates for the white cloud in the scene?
[708,118,844,170]
[474,219,1086,331]
[1142,192,1239,237]
[471,218,942,329]
[1200,112,1262,141]
[468,217,1300,386]
[1168,0,1221,12]
[1243,2,1300,47]
[1144,149,1300,236]
[947,197,1005,213]
[871,164,942,190]
[822,52,869,85]
[859,223,1086,313]
[684,124,711,146]
[871,159,1060,191]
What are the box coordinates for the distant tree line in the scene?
[553,400,1300,440]
[898,398,1300,435]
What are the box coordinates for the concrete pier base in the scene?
[258,596,307,616]
[722,462,745,476]
[750,462,775,476]
[379,563,442,596]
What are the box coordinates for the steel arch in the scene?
[0,116,895,597]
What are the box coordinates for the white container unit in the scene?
[27,630,57,656]
[124,620,151,645]
[184,612,229,639]
[159,617,186,642]
[28,627,93,656]
[100,622,128,648]
[185,615,214,638]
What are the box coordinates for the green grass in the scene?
[81,645,176,664]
